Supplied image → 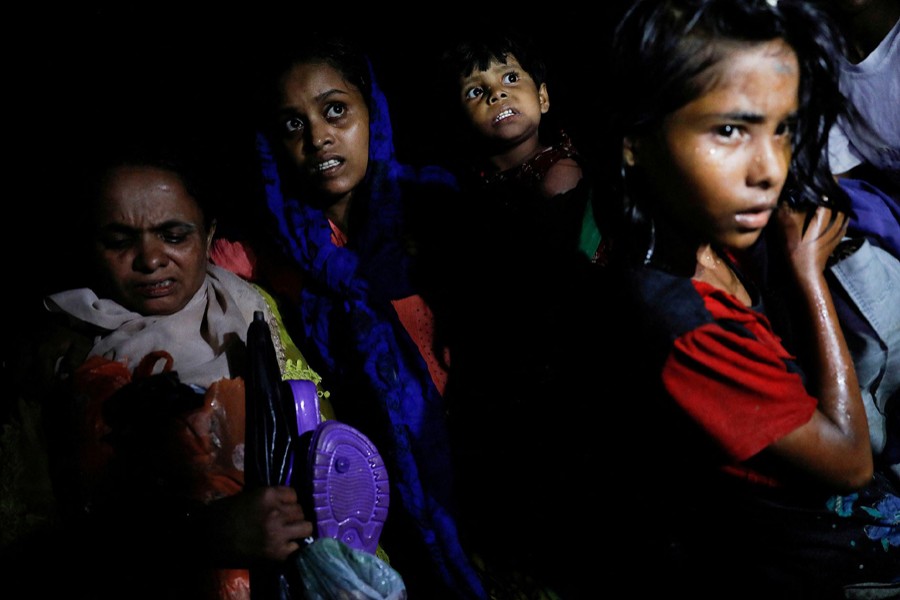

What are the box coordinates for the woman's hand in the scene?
[207,485,313,564]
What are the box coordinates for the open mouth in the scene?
[494,108,516,124]
[136,278,175,298]
[317,158,342,172]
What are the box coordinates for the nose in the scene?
[748,137,789,190]
[307,117,333,149]
[487,88,508,105]
[133,236,168,272]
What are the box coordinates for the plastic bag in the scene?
[293,537,407,600]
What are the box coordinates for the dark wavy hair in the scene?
[604,0,850,264]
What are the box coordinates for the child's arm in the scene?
[540,157,583,198]
[767,204,872,492]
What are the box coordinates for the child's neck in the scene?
[693,243,751,306]
[488,137,546,173]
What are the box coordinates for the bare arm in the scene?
[539,158,583,198]
[767,205,872,491]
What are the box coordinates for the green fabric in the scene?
[578,192,602,260]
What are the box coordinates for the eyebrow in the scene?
[98,220,199,235]
[719,111,765,123]
[315,88,350,103]
[461,61,518,83]
[277,88,351,116]
[716,110,798,124]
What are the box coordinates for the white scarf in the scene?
[45,265,271,388]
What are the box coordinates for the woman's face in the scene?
[92,165,213,316]
[275,61,370,206]
[630,39,799,251]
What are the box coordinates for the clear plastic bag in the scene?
[293,538,407,600]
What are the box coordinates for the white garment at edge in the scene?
[828,16,900,179]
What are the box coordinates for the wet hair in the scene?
[605,0,850,262]
[255,33,372,134]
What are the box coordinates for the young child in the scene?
[429,29,612,598]
[439,29,582,197]
[600,0,900,597]
[438,29,611,263]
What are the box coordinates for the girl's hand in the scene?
[775,203,848,280]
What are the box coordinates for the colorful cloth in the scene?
[6,265,330,600]
[477,129,580,188]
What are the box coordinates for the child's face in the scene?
[275,61,370,204]
[457,55,548,150]
[630,39,799,251]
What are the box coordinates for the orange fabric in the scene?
[210,238,304,304]
[70,353,251,598]
[391,295,450,396]
[210,238,258,280]
[70,355,131,485]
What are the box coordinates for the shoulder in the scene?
[532,131,585,197]
[540,157,583,197]
[636,271,718,347]
[207,264,270,323]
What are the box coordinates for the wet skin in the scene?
[92,165,213,316]
[630,39,800,253]
[628,39,871,487]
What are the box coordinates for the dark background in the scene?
[10,5,626,322]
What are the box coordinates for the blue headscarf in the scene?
[256,59,486,599]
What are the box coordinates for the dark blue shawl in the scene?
[256,61,486,599]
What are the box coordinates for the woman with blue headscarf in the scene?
[210,33,486,599]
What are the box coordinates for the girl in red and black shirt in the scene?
[600,1,899,597]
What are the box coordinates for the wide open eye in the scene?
[464,86,484,100]
[325,103,346,120]
[284,116,305,134]
[502,71,520,85]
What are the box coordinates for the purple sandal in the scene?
[306,420,389,555]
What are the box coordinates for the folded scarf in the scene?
[46,265,269,388]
